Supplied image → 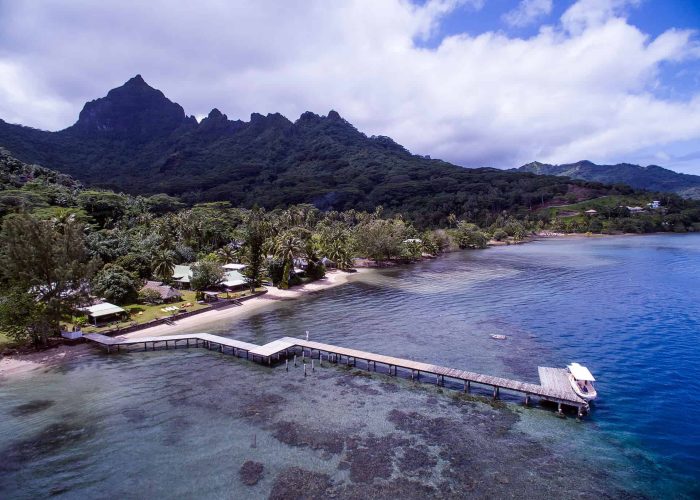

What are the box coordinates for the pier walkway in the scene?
[84,333,589,416]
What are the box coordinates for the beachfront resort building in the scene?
[171,263,247,291]
[140,280,182,303]
[81,302,127,326]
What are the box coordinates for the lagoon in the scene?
[1,234,699,498]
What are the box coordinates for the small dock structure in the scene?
[84,333,590,417]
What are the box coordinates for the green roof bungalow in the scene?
[172,264,193,289]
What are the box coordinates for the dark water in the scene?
[1,234,699,498]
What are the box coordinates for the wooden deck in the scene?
[84,333,590,415]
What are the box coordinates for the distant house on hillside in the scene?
[626,206,644,214]
[647,200,661,209]
[141,280,182,303]
[584,209,598,216]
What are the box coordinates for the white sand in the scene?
[0,269,365,377]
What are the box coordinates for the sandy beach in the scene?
[0,269,365,378]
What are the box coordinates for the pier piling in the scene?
[83,332,590,418]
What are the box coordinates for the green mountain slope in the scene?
[0,76,650,226]
[0,147,84,217]
[515,160,700,199]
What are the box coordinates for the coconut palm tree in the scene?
[152,249,177,284]
[216,244,240,264]
[325,234,353,270]
[272,230,303,289]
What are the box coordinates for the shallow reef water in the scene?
[1,234,699,498]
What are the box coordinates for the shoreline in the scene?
[0,269,367,378]
[0,231,688,377]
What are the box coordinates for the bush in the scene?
[455,222,489,249]
[305,261,326,281]
[138,288,162,305]
[492,229,508,241]
[288,273,303,287]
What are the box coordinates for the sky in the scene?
[0,0,699,174]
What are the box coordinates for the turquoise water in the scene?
[1,234,699,498]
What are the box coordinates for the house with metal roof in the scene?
[222,270,247,290]
[171,263,247,290]
[81,302,127,326]
[172,264,193,288]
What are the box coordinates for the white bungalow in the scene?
[81,302,127,326]
[172,263,247,291]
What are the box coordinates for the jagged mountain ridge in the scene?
[515,160,700,199]
[0,76,639,225]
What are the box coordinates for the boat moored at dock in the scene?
[567,363,597,401]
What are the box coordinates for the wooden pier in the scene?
[84,333,590,416]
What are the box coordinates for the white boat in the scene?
[567,363,597,401]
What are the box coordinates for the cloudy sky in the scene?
[1,0,699,173]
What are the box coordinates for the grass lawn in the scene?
[67,288,267,334]
[543,195,656,217]
[71,290,209,333]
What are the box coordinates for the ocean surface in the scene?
[1,234,699,498]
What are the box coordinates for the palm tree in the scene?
[325,235,353,270]
[152,249,177,284]
[272,230,303,289]
[216,244,239,263]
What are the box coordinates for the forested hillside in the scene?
[1,148,699,349]
[516,161,700,199]
[0,75,638,227]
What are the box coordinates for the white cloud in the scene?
[0,0,698,171]
[503,0,553,28]
[0,61,74,130]
[561,0,640,35]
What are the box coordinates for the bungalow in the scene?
[81,302,127,326]
[627,206,645,214]
[141,280,182,303]
[222,269,247,290]
[172,264,193,288]
[584,209,598,216]
[171,263,247,291]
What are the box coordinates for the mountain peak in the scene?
[124,74,147,87]
[207,108,224,119]
[67,76,193,140]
